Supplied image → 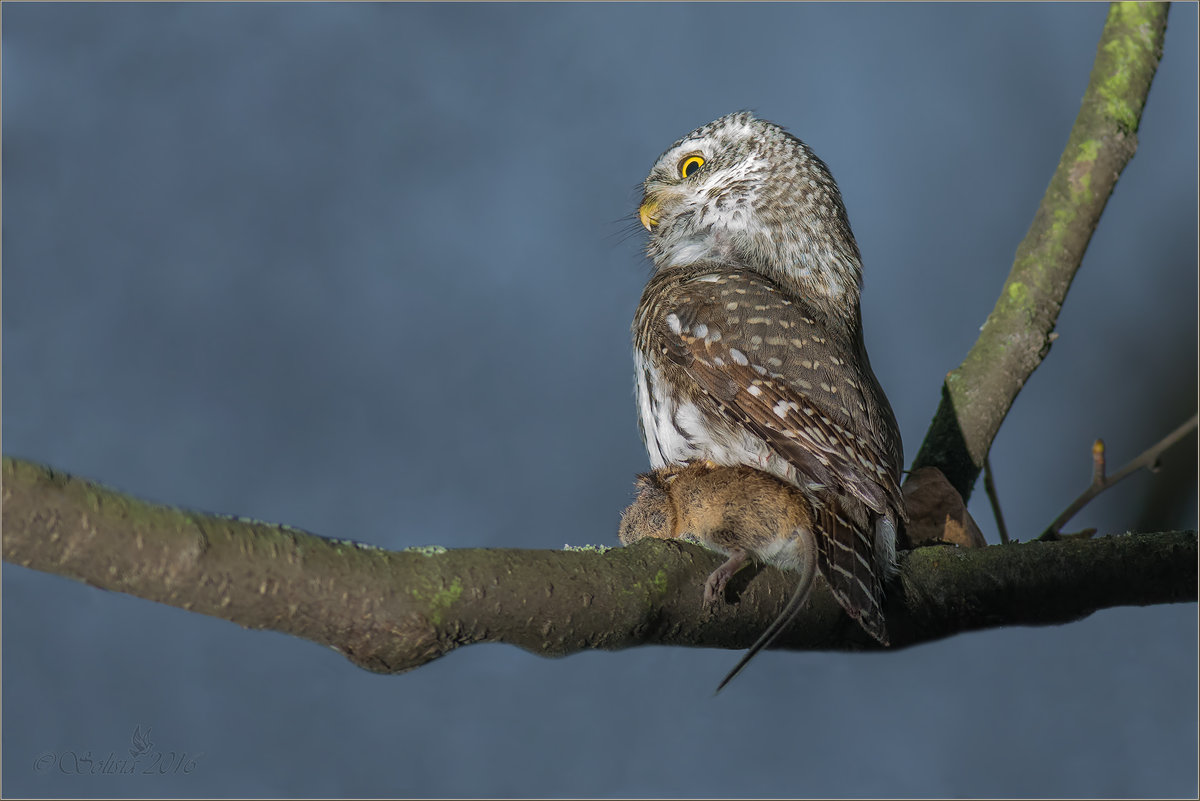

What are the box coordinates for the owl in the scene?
[632,111,906,645]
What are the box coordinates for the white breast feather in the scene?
[637,350,822,496]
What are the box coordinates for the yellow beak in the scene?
[638,198,660,231]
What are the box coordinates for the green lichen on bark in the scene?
[427,578,464,625]
[1095,1,1166,133]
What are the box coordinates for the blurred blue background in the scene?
[3,3,1196,797]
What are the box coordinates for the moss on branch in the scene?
[5,457,1195,673]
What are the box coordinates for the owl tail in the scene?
[814,499,890,646]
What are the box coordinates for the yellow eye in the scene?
[679,155,705,178]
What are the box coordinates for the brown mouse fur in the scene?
[619,463,820,691]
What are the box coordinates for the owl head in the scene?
[639,111,863,307]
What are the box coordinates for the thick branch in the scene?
[4,457,1194,674]
[912,2,1170,499]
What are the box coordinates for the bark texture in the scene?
[4,457,1195,672]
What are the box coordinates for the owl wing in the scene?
[649,269,901,643]
[654,270,902,516]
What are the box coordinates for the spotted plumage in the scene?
[632,111,906,644]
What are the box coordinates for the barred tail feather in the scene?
[814,500,889,645]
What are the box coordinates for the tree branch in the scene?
[911,2,1170,499]
[4,457,1195,674]
[982,456,1011,544]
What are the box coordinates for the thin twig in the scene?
[1039,415,1198,541]
[982,456,1010,544]
[1091,438,1107,485]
